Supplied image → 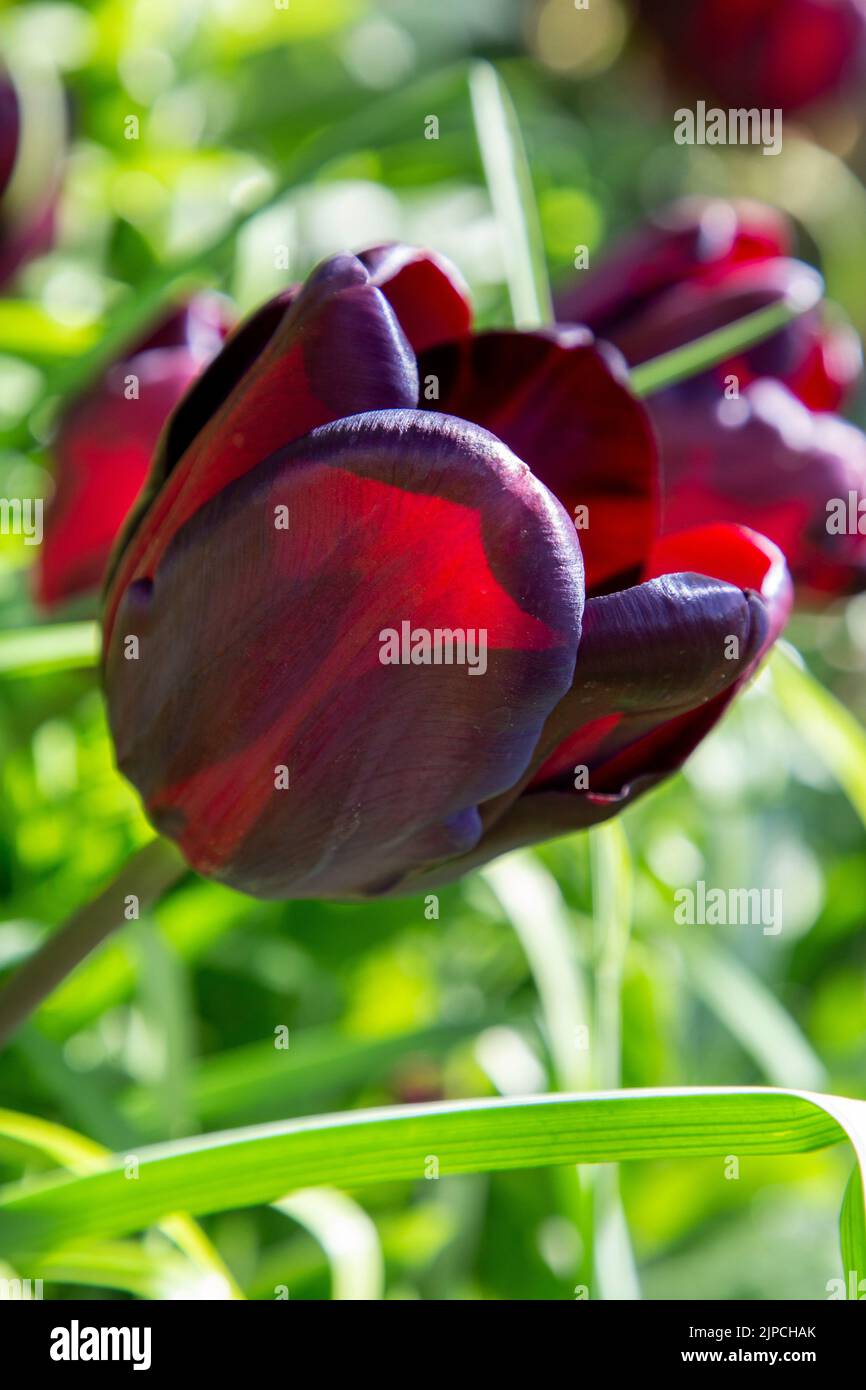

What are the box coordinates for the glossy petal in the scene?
[104,253,420,641]
[358,243,472,352]
[419,328,658,593]
[653,379,866,597]
[104,409,584,900]
[38,298,232,607]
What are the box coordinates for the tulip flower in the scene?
[633,0,866,113]
[38,297,232,607]
[557,198,861,411]
[559,199,866,599]
[0,60,66,288]
[102,246,790,900]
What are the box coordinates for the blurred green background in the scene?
[0,0,865,1301]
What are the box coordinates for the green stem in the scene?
[630,296,819,398]
[0,839,185,1051]
[469,62,553,329]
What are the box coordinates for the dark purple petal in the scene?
[357,243,472,352]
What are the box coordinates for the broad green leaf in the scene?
[0,1088,863,1262]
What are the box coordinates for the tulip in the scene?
[559,199,866,599]
[654,381,866,597]
[38,297,232,607]
[634,0,866,113]
[557,198,861,411]
[0,59,66,288]
[103,246,790,900]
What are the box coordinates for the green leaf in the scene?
[0,1087,862,1261]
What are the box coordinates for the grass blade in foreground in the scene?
[469,61,553,329]
[1,1088,864,1267]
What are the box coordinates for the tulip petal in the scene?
[419,328,658,593]
[358,243,472,352]
[104,253,420,638]
[104,409,584,900]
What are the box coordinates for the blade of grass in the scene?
[469,61,553,328]
[0,1087,863,1261]
[275,1189,384,1301]
[630,293,821,398]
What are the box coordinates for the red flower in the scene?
[102,246,790,900]
[635,0,866,113]
[558,199,866,598]
[38,297,232,607]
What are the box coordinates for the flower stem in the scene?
[0,838,185,1051]
[469,61,553,329]
[630,295,819,398]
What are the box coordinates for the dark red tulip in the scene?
[558,198,866,601]
[103,246,790,900]
[557,198,860,412]
[0,61,65,288]
[38,297,232,607]
[634,0,866,113]
[653,381,866,598]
